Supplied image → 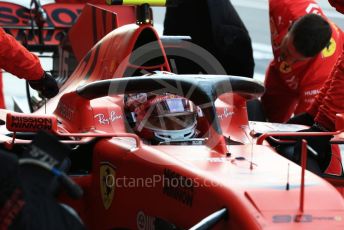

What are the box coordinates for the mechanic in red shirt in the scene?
[261,0,344,123]
[0,27,58,108]
[286,0,344,172]
[304,0,344,132]
[285,0,344,173]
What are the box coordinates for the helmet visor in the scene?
[144,98,197,130]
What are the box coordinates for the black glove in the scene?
[287,112,314,126]
[28,72,59,98]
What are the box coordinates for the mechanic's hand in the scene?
[287,112,314,126]
[28,71,59,98]
[329,0,344,14]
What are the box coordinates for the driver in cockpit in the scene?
[125,93,200,144]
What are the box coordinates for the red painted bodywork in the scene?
[0,2,344,229]
[0,2,135,46]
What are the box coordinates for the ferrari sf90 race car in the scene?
[0,0,344,229]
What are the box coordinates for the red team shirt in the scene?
[0,27,44,108]
[305,0,344,131]
[261,0,344,123]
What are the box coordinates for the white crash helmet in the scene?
[125,93,198,143]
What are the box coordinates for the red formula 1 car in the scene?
[1,0,344,229]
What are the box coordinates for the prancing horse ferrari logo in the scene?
[279,61,292,74]
[100,162,116,210]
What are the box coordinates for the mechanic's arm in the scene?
[312,53,344,131]
[288,83,326,126]
[0,28,58,98]
[307,63,335,119]
[261,66,298,123]
[261,89,298,123]
[0,27,43,80]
